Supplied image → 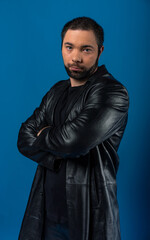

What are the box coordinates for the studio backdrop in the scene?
[0,0,149,239]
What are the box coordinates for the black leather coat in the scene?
[17,65,129,240]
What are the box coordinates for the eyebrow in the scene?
[64,42,94,49]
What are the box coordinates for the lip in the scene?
[70,67,82,71]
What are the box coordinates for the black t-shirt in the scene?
[44,84,84,224]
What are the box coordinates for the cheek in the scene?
[84,55,97,66]
[62,51,71,63]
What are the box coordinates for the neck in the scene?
[70,78,87,87]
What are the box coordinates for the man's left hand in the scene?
[37,126,50,137]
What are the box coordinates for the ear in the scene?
[98,45,104,59]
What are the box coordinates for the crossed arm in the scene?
[17,91,62,171]
[17,83,129,168]
[37,126,62,160]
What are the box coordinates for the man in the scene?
[17,17,129,240]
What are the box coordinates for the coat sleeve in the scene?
[17,90,62,171]
[32,82,129,158]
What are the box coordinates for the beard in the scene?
[64,56,99,81]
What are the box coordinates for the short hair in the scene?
[61,17,104,55]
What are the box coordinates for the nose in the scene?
[72,50,82,63]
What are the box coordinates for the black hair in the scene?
[61,17,104,55]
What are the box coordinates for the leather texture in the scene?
[17,65,129,240]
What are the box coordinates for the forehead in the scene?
[63,29,97,46]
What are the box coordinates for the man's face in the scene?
[62,29,101,82]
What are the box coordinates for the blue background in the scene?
[0,0,149,239]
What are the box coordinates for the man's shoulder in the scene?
[103,74,128,91]
[89,66,129,105]
[42,79,69,103]
[93,66,128,95]
[45,79,69,95]
[50,79,69,90]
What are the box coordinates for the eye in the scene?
[83,48,92,53]
[66,46,72,50]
